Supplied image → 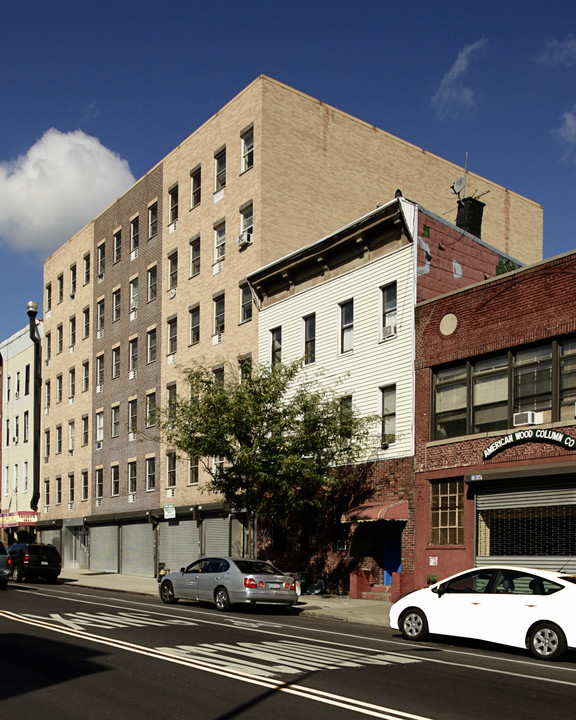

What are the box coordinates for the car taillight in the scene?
[285,581,295,590]
[23,554,30,564]
[244,577,258,589]
[7,557,12,567]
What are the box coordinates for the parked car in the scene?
[7,542,62,583]
[159,557,298,611]
[390,565,576,661]
[0,542,10,590]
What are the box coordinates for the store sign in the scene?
[163,504,176,519]
[0,511,37,528]
[483,429,576,461]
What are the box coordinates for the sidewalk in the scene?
[58,569,392,627]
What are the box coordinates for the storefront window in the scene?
[431,479,464,545]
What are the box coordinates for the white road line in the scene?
[0,610,432,720]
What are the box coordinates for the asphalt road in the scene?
[1,582,576,720]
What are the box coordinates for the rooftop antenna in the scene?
[450,151,468,199]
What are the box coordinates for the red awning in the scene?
[341,500,408,523]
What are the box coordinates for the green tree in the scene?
[162,359,374,555]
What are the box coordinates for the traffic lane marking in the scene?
[0,610,433,720]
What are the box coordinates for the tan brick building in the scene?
[39,75,543,577]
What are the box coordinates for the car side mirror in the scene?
[180,567,186,573]
[432,585,446,598]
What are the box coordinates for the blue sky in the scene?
[1,0,575,341]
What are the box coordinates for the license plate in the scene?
[41,561,48,565]
[268,582,281,589]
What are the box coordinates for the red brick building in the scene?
[413,250,576,593]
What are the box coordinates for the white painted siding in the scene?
[256,243,415,461]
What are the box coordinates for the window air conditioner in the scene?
[97,329,104,339]
[237,231,251,248]
[130,248,139,261]
[382,325,397,339]
[128,493,136,503]
[168,288,177,299]
[167,487,175,498]
[95,498,103,507]
[130,301,138,311]
[129,369,137,380]
[95,441,103,450]
[212,333,222,345]
[128,432,137,442]
[513,411,543,427]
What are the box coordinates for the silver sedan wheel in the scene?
[214,586,231,611]
[400,609,428,641]
[529,623,567,661]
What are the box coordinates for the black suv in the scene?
[7,542,62,583]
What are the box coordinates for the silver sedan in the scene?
[159,556,298,611]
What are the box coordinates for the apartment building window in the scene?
[214,148,226,191]
[148,201,158,238]
[44,430,50,459]
[56,374,63,403]
[113,230,122,263]
[56,425,62,454]
[112,289,121,321]
[69,316,76,348]
[45,381,51,411]
[82,361,89,392]
[214,294,225,335]
[69,368,76,399]
[25,364,30,395]
[188,456,199,485]
[166,452,176,487]
[84,253,90,284]
[147,265,157,302]
[82,415,89,446]
[168,251,178,290]
[129,277,139,312]
[111,405,120,437]
[95,411,104,443]
[23,411,29,443]
[147,328,157,363]
[214,221,226,262]
[169,185,178,225]
[381,282,397,338]
[97,299,105,334]
[240,203,253,241]
[189,306,200,345]
[97,242,105,276]
[381,384,396,446]
[44,479,50,507]
[5,376,10,402]
[96,355,104,389]
[146,457,156,491]
[146,392,156,427]
[57,324,63,354]
[46,283,52,312]
[241,128,254,172]
[68,421,75,453]
[14,416,19,444]
[167,385,177,422]
[191,166,201,208]
[83,307,90,338]
[130,217,139,253]
[95,468,103,500]
[16,372,20,397]
[431,479,464,545]
[45,332,51,363]
[82,470,89,501]
[340,300,354,353]
[23,461,28,493]
[111,465,120,496]
[112,347,120,379]
[190,237,200,277]
[128,461,137,494]
[57,274,64,303]
[128,399,138,434]
[304,314,316,364]
[56,476,62,505]
[12,464,18,494]
[271,327,282,365]
[167,318,177,355]
[129,338,138,374]
[70,263,77,296]
[240,285,252,323]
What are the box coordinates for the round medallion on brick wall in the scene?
[439,313,458,336]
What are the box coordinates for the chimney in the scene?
[456,197,485,239]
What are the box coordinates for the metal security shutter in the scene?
[475,478,576,573]
[90,525,119,572]
[203,517,230,556]
[121,523,154,577]
[158,519,201,574]
[38,528,62,552]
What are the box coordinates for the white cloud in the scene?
[554,104,576,163]
[535,35,576,67]
[0,129,135,257]
[431,38,488,120]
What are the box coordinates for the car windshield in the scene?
[234,560,282,575]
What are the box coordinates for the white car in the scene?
[389,565,576,661]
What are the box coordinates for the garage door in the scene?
[121,523,154,577]
[158,519,201,574]
[90,525,118,572]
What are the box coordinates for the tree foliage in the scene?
[162,360,374,522]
